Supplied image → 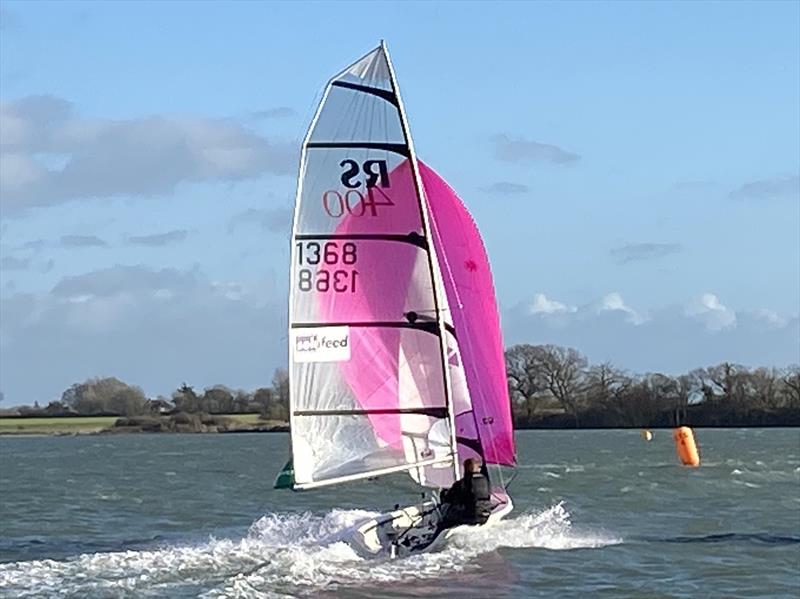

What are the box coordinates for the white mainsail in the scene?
[289,44,466,490]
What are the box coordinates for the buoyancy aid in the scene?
[468,473,492,524]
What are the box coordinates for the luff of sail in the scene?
[289,44,462,490]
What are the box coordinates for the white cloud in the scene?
[729,175,799,201]
[505,293,798,374]
[126,230,188,247]
[490,134,580,164]
[610,242,682,264]
[251,107,295,119]
[0,95,295,215]
[752,308,788,329]
[227,206,292,234]
[529,293,576,315]
[685,293,737,331]
[0,264,284,404]
[480,181,529,194]
[597,292,647,325]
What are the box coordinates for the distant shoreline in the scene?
[0,414,797,438]
[0,414,289,437]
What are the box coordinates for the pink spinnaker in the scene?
[317,160,514,468]
[420,162,516,466]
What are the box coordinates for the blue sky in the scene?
[1,1,798,405]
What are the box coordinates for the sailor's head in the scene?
[463,458,482,475]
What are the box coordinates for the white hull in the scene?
[348,494,514,558]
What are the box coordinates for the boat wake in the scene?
[0,503,620,598]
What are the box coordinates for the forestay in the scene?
[289,43,514,491]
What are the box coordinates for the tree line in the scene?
[506,344,800,427]
[2,344,799,427]
[5,369,290,421]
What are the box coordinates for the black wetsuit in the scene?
[440,472,492,528]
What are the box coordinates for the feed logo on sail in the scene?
[292,326,351,362]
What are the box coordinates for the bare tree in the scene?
[254,387,274,418]
[270,368,290,421]
[782,366,800,407]
[505,345,548,422]
[535,345,588,426]
[584,363,629,406]
[748,367,781,410]
[232,389,254,413]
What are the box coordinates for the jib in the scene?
[340,159,390,189]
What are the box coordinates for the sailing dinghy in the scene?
[284,42,516,557]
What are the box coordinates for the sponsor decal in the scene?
[292,326,351,362]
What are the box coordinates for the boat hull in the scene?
[348,494,513,558]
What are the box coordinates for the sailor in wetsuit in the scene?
[439,457,492,529]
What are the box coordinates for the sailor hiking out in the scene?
[439,458,493,529]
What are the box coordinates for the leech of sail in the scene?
[330,80,399,106]
[306,142,410,157]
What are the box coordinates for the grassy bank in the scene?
[0,414,280,436]
[0,416,119,435]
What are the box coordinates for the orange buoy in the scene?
[673,426,700,467]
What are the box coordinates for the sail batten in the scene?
[294,407,448,417]
[307,142,410,156]
[294,455,455,491]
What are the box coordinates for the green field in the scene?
[0,413,274,435]
[0,416,119,435]
[224,414,263,424]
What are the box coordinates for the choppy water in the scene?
[0,429,798,598]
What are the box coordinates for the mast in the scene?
[382,42,461,483]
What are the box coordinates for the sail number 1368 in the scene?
[296,241,359,293]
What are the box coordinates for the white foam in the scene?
[0,504,620,598]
